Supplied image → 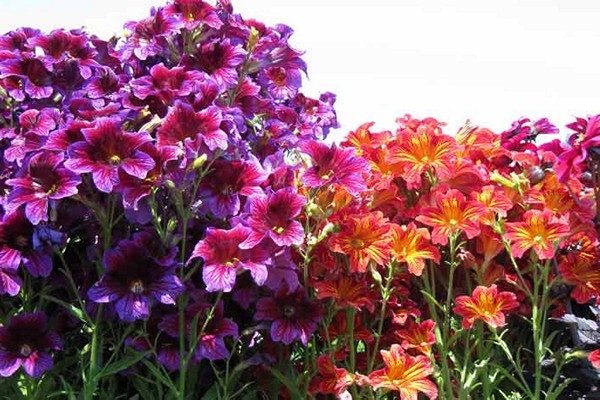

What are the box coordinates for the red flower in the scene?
[453,285,519,329]
[505,210,569,259]
[588,349,600,369]
[471,185,513,225]
[559,251,600,304]
[329,212,391,273]
[310,355,354,397]
[416,189,481,245]
[390,223,440,276]
[367,344,437,399]
[395,319,436,356]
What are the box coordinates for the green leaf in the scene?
[97,351,149,379]
[41,294,89,325]
[267,367,304,400]
[132,377,158,400]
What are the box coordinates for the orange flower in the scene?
[415,189,482,245]
[388,126,457,189]
[505,210,569,259]
[453,285,519,329]
[342,122,391,156]
[390,223,440,276]
[367,344,438,399]
[471,185,513,225]
[559,252,600,304]
[314,275,375,312]
[329,212,391,272]
[395,319,437,356]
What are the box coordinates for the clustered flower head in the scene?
[1,0,600,398]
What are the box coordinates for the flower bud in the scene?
[192,154,208,170]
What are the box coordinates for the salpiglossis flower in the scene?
[416,189,482,245]
[367,344,438,399]
[388,125,457,189]
[453,284,519,329]
[329,211,392,273]
[505,210,569,259]
[314,274,375,312]
[390,223,440,276]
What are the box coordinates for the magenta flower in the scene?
[255,286,321,345]
[556,115,600,181]
[0,312,62,378]
[18,108,58,136]
[199,158,267,218]
[64,118,155,193]
[239,188,306,249]
[156,101,227,152]
[6,151,81,224]
[192,39,246,88]
[0,53,54,99]
[189,224,270,292]
[87,238,183,322]
[164,0,223,31]
[130,63,206,107]
[121,8,178,61]
[0,210,55,277]
[299,140,368,195]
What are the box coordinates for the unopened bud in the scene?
[164,180,176,190]
[192,154,208,170]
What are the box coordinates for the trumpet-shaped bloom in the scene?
[300,141,369,195]
[559,252,600,304]
[87,238,183,321]
[6,151,80,224]
[416,189,482,245]
[367,344,438,399]
[471,185,513,225]
[314,275,375,312]
[388,126,457,189]
[329,212,391,273]
[64,118,155,193]
[0,312,62,378]
[239,188,306,249]
[395,319,436,356]
[453,285,519,329]
[254,286,321,345]
[555,115,600,182]
[505,210,569,259]
[390,223,440,276]
[310,355,354,397]
[189,225,270,293]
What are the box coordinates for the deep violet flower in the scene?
[254,286,321,345]
[300,140,368,195]
[257,66,302,100]
[0,210,55,278]
[64,118,155,193]
[121,7,179,61]
[159,296,238,362]
[0,312,62,378]
[87,238,183,322]
[6,151,81,224]
[0,53,54,99]
[198,158,267,218]
[193,39,246,88]
[156,101,227,152]
[130,63,206,104]
[239,188,306,249]
[189,224,270,292]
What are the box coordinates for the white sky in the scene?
[1,0,600,140]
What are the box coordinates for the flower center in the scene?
[272,226,285,234]
[283,305,295,318]
[350,238,365,249]
[129,279,145,294]
[19,344,32,357]
[47,183,58,195]
[225,258,239,267]
[449,219,458,227]
[533,235,544,244]
[15,235,30,249]
[109,155,121,165]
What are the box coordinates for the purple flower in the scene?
[189,224,270,292]
[299,140,368,195]
[164,0,223,31]
[556,115,600,181]
[156,101,227,152]
[257,67,302,100]
[0,210,54,277]
[6,151,81,224]
[239,188,306,249]
[0,53,54,99]
[121,8,178,61]
[159,296,238,362]
[64,118,155,193]
[0,312,62,378]
[254,286,321,345]
[199,158,267,218]
[87,238,183,322]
